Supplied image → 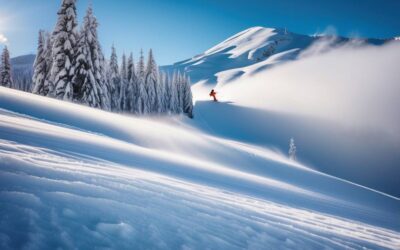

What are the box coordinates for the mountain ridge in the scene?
[162,26,391,84]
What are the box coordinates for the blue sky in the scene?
[0,0,399,65]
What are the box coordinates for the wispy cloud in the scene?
[0,34,8,44]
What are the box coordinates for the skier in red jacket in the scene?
[209,89,218,102]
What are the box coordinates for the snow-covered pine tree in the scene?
[125,53,136,112]
[32,30,47,95]
[72,5,105,108]
[176,71,185,113]
[158,71,168,113]
[102,58,112,106]
[0,46,13,88]
[85,5,109,110]
[108,45,121,111]
[44,32,54,96]
[155,70,163,113]
[127,53,135,83]
[161,72,170,113]
[145,49,158,113]
[136,49,149,114]
[181,74,194,118]
[96,50,111,110]
[119,53,128,111]
[72,18,91,100]
[50,0,78,101]
[289,138,297,161]
[170,71,180,113]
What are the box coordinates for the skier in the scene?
[209,89,218,102]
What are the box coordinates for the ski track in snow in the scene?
[1,139,399,250]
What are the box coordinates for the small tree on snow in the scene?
[289,138,297,161]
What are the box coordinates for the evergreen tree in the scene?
[145,49,158,113]
[136,49,149,114]
[72,17,91,100]
[170,71,180,113]
[87,6,109,110]
[127,53,135,81]
[159,71,168,113]
[0,46,13,88]
[44,32,54,96]
[125,53,136,112]
[108,45,121,111]
[50,0,78,101]
[182,75,194,118]
[32,30,47,95]
[97,44,110,110]
[176,71,185,113]
[72,5,105,108]
[119,53,128,111]
[96,51,111,110]
[164,73,174,113]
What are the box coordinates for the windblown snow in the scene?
[1,26,400,249]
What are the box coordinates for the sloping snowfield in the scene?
[0,87,399,249]
[190,36,400,198]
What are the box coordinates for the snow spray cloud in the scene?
[223,41,400,139]
[303,26,369,58]
[312,25,338,38]
[299,35,339,58]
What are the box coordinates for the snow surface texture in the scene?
[0,87,400,249]
[166,26,399,197]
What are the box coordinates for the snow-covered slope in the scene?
[164,26,399,197]
[162,27,387,85]
[162,27,312,84]
[0,87,399,249]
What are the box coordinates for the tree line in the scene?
[30,0,193,117]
